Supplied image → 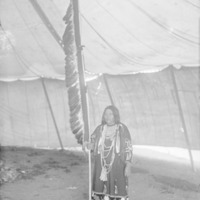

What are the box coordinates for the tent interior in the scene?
[0,0,200,172]
[0,0,200,199]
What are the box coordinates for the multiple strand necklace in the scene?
[99,124,118,181]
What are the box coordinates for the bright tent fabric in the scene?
[0,67,199,149]
[0,0,199,81]
[0,0,199,150]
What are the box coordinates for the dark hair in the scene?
[101,105,120,125]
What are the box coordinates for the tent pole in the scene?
[72,0,90,142]
[71,0,91,199]
[29,0,63,49]
[103,74,115,105]
[169,65,195,171]
[41,78,64,150]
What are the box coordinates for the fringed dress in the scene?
[91,123,132,200]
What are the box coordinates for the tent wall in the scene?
[0,67,199,149]
[0,79,77,148]
[88,67,200,149]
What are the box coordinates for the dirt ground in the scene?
[0,146,200,200]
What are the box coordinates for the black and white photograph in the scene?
[0,0,200,199]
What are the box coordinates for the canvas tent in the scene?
[0,0,199,151]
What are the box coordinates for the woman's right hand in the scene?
[83,141,94,151]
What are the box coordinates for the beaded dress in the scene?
[91,123,132,200]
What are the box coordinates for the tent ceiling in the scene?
[0,0,199,80]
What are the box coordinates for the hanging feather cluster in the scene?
[62,2,84,144]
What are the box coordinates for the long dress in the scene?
[91,123,132,200]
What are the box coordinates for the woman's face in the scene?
[104,109,115,125]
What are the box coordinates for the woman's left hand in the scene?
[124,162,132,177]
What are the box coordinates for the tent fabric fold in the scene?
[0,0,199,81]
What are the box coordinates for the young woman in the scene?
[89,105,133,200]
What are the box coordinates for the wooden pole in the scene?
[71,0,91,199]
[72,0,89,142]
[41,78,64,150]
[29,0,63,49]
[103,74,115,105]
[170,65,195,171]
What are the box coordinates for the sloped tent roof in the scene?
[0,0,199,81]
[0,0,199,151]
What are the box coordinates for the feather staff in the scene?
[63,1,91,199]
[62,2,84,144]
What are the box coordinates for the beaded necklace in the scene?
[99,124,118,181]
